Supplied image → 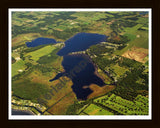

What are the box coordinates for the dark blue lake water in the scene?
[57,32,108,56]
[12,109,33,115]
[49,33,107,100]
[50,54,105,100]
[26,37,57,47]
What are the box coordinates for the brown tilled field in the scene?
[122,46,148,63]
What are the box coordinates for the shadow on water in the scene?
[49,54,105,100]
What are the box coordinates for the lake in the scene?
[49,33,108,100]
[12,109,33,115]
[26,37,57,47]
[57,32,108,56]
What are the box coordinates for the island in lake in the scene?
[11,10,149,116]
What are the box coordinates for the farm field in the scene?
[93,94,148,115]
[82,104,114,115]
[25,45,56,61]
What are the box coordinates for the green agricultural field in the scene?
[123,33,136,41]
[134,95,148,104]
[124,24,143,34]
[25,45,56,61]
[94,94,148,115]
[109,63,128,79]
[131,30,148,48]
[12,59,26,77]
[94,95,109,102]
[83,104,114,115]
[115,30,148,55]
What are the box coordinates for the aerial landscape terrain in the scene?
[11,10,149,116]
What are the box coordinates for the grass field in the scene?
[25,45,56,61]
[124,24,143,34]
[123,33,136,41]
[131,30,148,49]
[83,104,114,115]
[12,59,26,77]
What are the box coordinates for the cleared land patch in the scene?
[122,46,148,63]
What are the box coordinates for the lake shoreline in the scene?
[67,53,108,84]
